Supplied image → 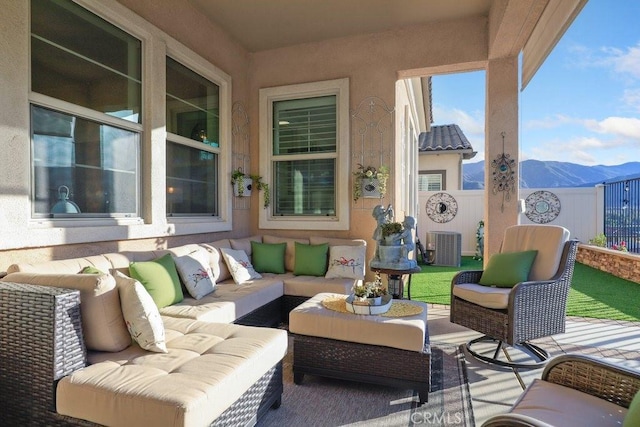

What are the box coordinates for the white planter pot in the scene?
[361,178,381,198]
[233,180,252,197]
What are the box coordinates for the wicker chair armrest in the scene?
[481,413,555,427]
[542,354,640,408]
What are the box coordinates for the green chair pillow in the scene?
[129,253,184,308]
[294,242,329,276]
[251,241,286,274]
[479,250,538,288]
[624,389,640,427]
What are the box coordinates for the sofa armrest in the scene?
[542,354,640,409]
[0,282,87,425]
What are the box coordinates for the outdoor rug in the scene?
[258,341,474,426]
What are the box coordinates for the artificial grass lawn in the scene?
[409,256,640,322]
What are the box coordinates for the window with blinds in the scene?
[419,173,443,191]
[272,96,337,216]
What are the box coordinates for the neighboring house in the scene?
[419,124,477,191]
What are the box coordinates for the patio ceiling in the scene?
[187,0,586,88]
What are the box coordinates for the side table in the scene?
[370,266,422,300]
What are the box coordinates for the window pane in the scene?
[32,106,138,216]
[166,142,218,216]
[166,57,220,148]
[274,159,335,216]
[273,96,336,155]
[418,174,442,191]
[31,0,142,123]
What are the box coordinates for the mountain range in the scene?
[463,160,640,189]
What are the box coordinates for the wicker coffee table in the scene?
[289,293,431,404]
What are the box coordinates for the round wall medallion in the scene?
[525,190,561,223]
[426,192,458,223]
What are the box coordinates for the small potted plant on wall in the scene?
[249,173,270,209]
[353,163,389,202]
[231,168,251,197]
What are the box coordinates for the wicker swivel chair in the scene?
[450,225,578,369]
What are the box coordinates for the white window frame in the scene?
[164,41,232,226]
[259,78,350,230]
[418,172,444,192]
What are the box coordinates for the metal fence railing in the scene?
[603,177,640,253]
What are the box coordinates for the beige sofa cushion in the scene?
[229,235,263,256]
[57,318,288,427]
[282,273,358,297]
[159,277,284,323]
[2,272,130,352]
[201,239,232,282]
[7,255,114,274]
[509,379,627,426]
[263,235,310,272]
[309,236,367,247]
[501,225,570,281]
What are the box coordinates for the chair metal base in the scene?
[466,336,550,369]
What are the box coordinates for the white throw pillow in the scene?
[325,245,366,279]
[173,248,215,299]
[112,270,167,353]
[220,247,262,284]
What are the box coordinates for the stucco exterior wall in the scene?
[0,1,497,271]
[418,154,463,190]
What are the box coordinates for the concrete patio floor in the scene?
[427,304,640,426]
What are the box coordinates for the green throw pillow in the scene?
[294,242,329,276]
[624,390,640,427]
[478,250,538,288]
[81,266,104,275]
[251,241,286,274]
[129,253,184,308]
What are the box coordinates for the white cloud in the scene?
[584,116,640,139]
[603,44,640,80]
[622,88,640,112]
[524,114,575,130]
[432,104,485,160]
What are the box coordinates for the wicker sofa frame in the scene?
[450,239,579,368]
[482,353,640,426]
[0,281,283,427]
[292,333,431,404]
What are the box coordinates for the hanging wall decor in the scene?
[525,190,561,223]
[425,192,458,223]
[491,132,516,212]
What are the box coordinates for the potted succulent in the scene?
[353,164,389,201]
[352,273,387,305]
[380,221,403,245]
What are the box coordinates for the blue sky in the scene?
[431,0,640,166]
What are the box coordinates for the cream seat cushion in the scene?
[452,283,512,309]
[509,379,627,426]
[159,277,284,323]
[56,318,288,427]
[290,292,427,352]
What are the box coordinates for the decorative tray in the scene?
[345,294,392,315]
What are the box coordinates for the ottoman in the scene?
[289,292,431,404]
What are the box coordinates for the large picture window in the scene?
[259,79,350,230]
[165,57,220,216]
[30,0,141,218]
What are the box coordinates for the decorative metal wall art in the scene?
[525,190,561,223]
[232,102,251,210]
[425,192,458,223]
[491,132,516,212]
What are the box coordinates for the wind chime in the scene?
[491,132,516,212]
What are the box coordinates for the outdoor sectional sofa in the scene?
[0,234,366,426]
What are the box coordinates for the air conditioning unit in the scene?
[425,231,461,267]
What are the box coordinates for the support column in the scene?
[484,56,520,260]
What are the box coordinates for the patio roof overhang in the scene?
[188,0,587,88]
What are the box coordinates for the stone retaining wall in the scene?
[576,244,640,284]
